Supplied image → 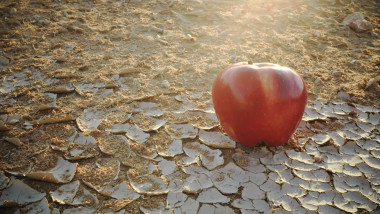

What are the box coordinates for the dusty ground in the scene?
[0,0,379,213]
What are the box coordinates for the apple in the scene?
[212,62,307,147]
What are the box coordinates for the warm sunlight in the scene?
[0,0,378,213]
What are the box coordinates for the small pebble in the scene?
[346,60,359,67]
[337,91,350,100]
[332,69,342,78]
[365,77,377,90]
[10,8,17,15]
[229,54,237,63]
[67,26,84,33]
[350,60,359,64]
[186,34,196,41]
[33,15,41,22]
[342,12,373,33]
[177,49,184,54]
[156,35,168,45]
[162,80,170,88]
[0,56,10,66]
[314,77,323,86]
[150,25,164,34]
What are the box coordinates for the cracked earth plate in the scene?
[26,157,77,183]
[130,102,164,117]
[76,107,106,132]
[183,142,224,170]
[127,169,169,195]
[199,129,236,148]
[0,178,46,206]
[165,124,198,139]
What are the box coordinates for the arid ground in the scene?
[0,0,379,213]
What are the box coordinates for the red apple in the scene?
[212,62,307,147]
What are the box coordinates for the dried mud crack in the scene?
[0,0,379,213]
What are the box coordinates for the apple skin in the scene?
[212,62,307,147]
